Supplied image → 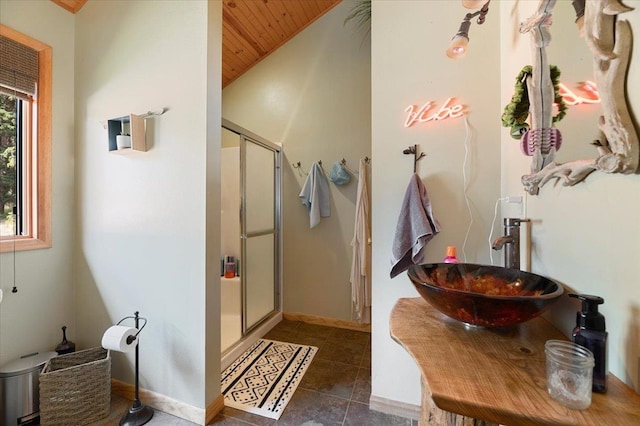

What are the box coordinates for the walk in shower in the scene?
[220,119,282,369]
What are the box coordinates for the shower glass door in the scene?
[241,135,281,333]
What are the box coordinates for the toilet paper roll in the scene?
[101,325,138,353]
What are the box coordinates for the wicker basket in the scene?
[39,347,111,426]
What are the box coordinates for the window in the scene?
[0,25,52,252]
[0,94,29,237]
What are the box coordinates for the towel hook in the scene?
[339,158,359,176]
[403,145,426,173]
[342,157,371,166]
[292,161,308,176]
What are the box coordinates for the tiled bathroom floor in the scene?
[102,320,416,425]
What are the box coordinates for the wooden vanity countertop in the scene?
[390,297,640,426]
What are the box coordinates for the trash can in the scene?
[0,351,57,426]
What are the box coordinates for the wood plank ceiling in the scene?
[222,0,342,87]
[49,0,342,88]
[50,0,88,14]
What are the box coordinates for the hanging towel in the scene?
[299,161,331,228]
[350,158,371,324]
[390,173,441,278]
[329,161,351,185]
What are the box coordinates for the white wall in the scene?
[204,0,223,407]
[74,0,222,412]
[501,0,640,393]
[371,0,502,407]
[222,0,371,322]
[0,1,76,365]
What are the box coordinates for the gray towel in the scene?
[299,162,331,228]
[390,174,441,278]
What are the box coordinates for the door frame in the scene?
[221,118,282,336]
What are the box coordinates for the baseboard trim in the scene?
[205,394,224,424]
[111,378,206,424]
[369,394,420,420]
[283,311,371,333]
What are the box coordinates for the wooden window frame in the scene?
[0,25,52,253]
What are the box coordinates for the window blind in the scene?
[0,34,38,98]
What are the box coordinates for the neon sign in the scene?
[404,82,599,129]
[404,97,465,128]
[558,81,600,105]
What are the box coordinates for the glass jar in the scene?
[545,340,594,410]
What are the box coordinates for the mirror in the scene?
[547,3,601,164]
[511,0,639,195]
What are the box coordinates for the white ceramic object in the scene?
[116,135,131,149]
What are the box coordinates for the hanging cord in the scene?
[461,116,474,262]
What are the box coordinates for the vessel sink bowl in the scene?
[407,263,563,327]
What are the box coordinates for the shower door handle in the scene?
[245,229,275,238]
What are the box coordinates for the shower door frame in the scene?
[221,118,282,338]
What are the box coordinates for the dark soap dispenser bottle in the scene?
[569,293,607,393]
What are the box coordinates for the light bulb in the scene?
[462,0,485,9]
[446,35,469,59]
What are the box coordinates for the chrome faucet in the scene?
[492,218,523,269]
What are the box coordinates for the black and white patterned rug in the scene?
[221,339,317,419]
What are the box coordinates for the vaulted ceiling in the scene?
[50,0,88,14]
[222,0,341,87]
[50,0,342,88]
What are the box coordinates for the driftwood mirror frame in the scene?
[518,0,639,195]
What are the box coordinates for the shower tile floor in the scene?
[102,320,417,425]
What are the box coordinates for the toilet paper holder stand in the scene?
[116,312,147,345]
[113,311,154,426]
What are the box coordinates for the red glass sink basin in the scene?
[407,263,564,327]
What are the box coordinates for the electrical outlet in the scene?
[506,196,523,204]
[0,288,3,305]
